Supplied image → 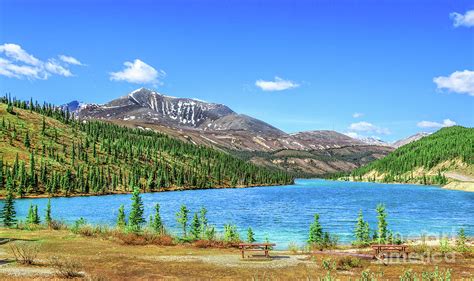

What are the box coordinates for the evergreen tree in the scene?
[24,131,30,148]
[151,203,163,233]
[27,203,35,224]
[190,212,201,240]
[199,207,208,235]
[117,204,126,229]
[376,204,388,244]
[33,205,40,224]
[1,191,16,227]
[308,213,323,244]
[176,204,189,238]
[247,227,255,243]
[128,187,144,232]
[354,209,370,246]
[45,198,52,225]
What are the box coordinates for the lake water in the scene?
[6,179,474,249]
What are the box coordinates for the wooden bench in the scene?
[371,244,409,260]
[238,243,276,259]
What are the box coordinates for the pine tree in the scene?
[33,205,40,224]
[27,203,35,224]
[176,204,189,238]
[308,213,323,244]
[117,204,126,229]
[190,212,201,240]
[376,203,388,244]
[354,210,370,246]
[41,116,46,135]
[151,203,163,233]
[199,207,208,235]
[247,227,255,243]
[24,131,30,148]
[128,187,144,232]
[45,198,52,225]
[1,191,16,227]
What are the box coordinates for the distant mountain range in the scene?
[63,88,427,176]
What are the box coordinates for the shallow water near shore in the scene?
[6,179,474,249]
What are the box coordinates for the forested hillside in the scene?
[349,126,473,185]
[0,96,293,197]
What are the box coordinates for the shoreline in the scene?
[332,177,474,192]
[0,182,292,200]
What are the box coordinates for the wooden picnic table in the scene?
[371,244,409,260]
[238,243,276,259]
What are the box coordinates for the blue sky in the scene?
[0,0,473,142]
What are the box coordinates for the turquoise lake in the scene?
[6,179,474,249]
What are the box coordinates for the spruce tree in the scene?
[247,227,255,243]
[354,210,370,246]
[376,204,388,244]
[45,198,52,225]
[117,204,126,229]
[151,203,163,233]
[27,203,35,224]
[33,205,40,224]
[308,213,323,245]
[128,188,144,232]
[176,204,189,238]
[1,191,16,227]
[24,131,30,148]
[190,212,201,240]
[199,207,208,234]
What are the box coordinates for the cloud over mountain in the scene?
[110,59,165,86]
[255,76,299,91]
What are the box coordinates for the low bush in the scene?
[49,220,67,230]
[112,231,175,246]
[336,256,362,270]
[9,241,40,265]
[49,256,83,278]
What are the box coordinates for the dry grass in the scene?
[9,241,40,265]
[49,256,84,278]
[0,228,473,280]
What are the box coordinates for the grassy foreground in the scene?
[0,228,473,280]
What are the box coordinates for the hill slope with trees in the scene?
[348,126,474,188]
[0,96,293,198]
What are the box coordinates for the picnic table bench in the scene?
[371,244,409,260]
[238,243,276,259]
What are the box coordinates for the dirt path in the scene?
[143,253,313,269]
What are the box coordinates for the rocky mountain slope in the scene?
[68,88,394,176]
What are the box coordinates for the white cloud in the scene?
[0,43,83,80]
[110,59,165,85]
[433,70,474,96]
[417,119,457,129]
[450,10,474,27]
[255,76,299,91]
[59,55,83,66]
[348,121,390,135]
[45,59,72,77]
[352,112,364,118]
[0,43,41,66]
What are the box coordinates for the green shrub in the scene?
[321,258,336,271]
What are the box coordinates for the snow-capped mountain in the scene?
[356,136,392,147]
[392,132,431,148]
[69,88,393,175]
[73,88,285,136]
